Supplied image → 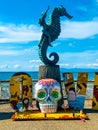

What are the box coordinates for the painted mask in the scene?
[35,78,61,113]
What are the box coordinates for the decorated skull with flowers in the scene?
[35,78,61,113]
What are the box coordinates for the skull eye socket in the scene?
[37,90,46,100]
[51,90,59,99]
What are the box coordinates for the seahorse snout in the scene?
[65,12,73,19]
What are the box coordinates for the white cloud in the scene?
[1,50,98,71]
[60,20,98,39]
[59,50,97,60]
[92,63,98,67]
[53,42,61,47]
[24,46,38,53]
[59,50,98,68]
[0,64,9,69]
[60,63,70,68]
[0,45,38,56]
[0,24,41,43]
[0,50,20,55]
[29,60,41,63]
[13,64,21,69]
[96,59,98,62]
[0,19,98,44]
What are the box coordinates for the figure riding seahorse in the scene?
[38,5,73,65]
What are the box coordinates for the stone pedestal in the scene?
[38,65,61,83]
[36,65,64,109]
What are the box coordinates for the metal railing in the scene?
[0,79,38,101]
[0,79,94,102]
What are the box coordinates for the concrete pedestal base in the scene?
[38,65,61,83]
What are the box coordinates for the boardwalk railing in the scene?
[0,80,38,101]
[0,79,94,102]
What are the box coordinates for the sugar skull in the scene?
[35,78,61,113]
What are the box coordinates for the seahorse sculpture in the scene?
[38,5,73,65]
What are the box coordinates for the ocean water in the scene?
[0,71,95,81]
[0,71,38,81]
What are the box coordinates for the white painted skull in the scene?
[35,78,61,113]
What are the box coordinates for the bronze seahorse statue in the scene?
[38,5,73,65]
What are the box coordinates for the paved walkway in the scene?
[0,100,98,130]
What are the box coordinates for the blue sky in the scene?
[0,0,98,71]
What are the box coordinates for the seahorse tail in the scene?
[38,37,59,65]
[49,52,59,65]
[39,48,59,65]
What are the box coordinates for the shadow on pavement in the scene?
[0,112,14,120]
